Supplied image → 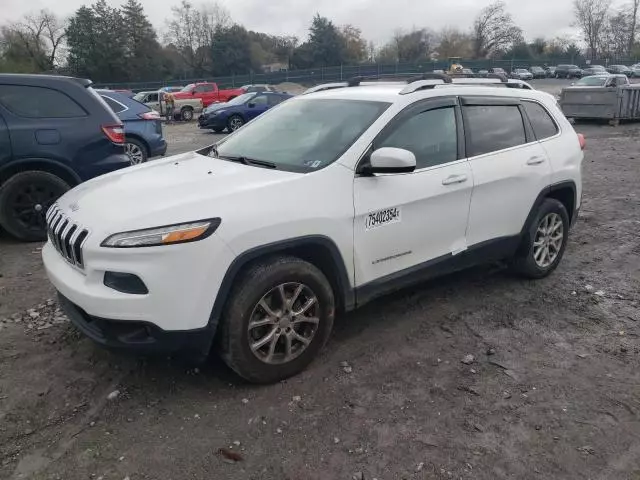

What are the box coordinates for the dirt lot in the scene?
[1,82,640,480]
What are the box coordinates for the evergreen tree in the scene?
[210,25,255,75]
[307,15,344,67]
[121,0,162,80]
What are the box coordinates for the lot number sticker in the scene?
[365,207,401,230]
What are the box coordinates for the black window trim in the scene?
[521,99,561,142]
[459,96,536,159]
[356,96,465,175]
[100,94,129,114]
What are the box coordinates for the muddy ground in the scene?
[1,92,640,479]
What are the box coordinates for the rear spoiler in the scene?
[73,77,93,88]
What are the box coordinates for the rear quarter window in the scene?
[464,105,526,157]
[101,96,127,114]
[523,101,559,140]
[0,85,87,118]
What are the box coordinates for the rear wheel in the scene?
[0,171,70,242]
[511,198,570,279]
[181,107,194,121]
[219,256,335,383]
[125,138,148,165]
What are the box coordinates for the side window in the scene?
[251,95,268,106]
[464,105,526,157]
[267,95,283,106]
[101,96,126,114]
[522,101,558,140]
[377,106,458,169]
[149,93,159,102]
[196,84,214,93]
[0,85,87,118]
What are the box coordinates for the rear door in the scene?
[461,97,552,247]
[0,111,12,166]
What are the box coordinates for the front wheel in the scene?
[0,171,70,242]
[219,256,335,383]
[227,115,245,132]
[511,198,570,279]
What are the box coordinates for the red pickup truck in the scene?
[173,82,244,107]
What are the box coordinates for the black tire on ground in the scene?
[227,114,245,132]
[0,171,70,242]
[181,107,194,121]
[212,127,225,133]
[125,137,148,165]
[511,198,570,279]
[218,255,336,384]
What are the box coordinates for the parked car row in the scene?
[434,64,640,80]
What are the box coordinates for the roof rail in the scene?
[400,79,447,94]
[303,82,349,94]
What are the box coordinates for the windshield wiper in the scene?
[217,155,277,169]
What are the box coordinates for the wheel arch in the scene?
[519,181,577,249]
[208,235,354,335]
[125,134,150,157]
[0,158,81,188]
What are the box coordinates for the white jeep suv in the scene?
[43,75,584,383]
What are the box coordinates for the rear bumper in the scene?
[59,293,213,356]
[149,139,168,157]
[79,152,130,180]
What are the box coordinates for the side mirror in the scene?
[248,102,256,108]
[362,147,416,175]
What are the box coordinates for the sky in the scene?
[3,0,581,45]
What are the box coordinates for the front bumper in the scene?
[198,114,226,129]
[58,294,213,355]
[42,233,235,333]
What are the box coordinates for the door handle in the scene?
[527,156,545,165]
[442,174,468,185]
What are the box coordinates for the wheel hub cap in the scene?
[533,213,564,268]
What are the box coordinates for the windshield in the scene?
[226,92,256,106]
[516,69,528,73]
[181,84,195,93]
[133,92,146,102]
[211,99,390,172]
[576,76,608,86]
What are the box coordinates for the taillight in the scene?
[139,111,160,120]
[577,133,586,150]
[102,125,125,144]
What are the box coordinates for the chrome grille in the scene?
[46,205,89,268]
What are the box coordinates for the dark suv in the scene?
[555,65,584,78]
[0,74,130,241]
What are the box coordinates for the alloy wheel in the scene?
[248,283,320,365]
[229,117,244,131]
[126,142,145,165]
[533,213,564,268]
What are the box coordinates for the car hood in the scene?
[55,151,299,234]
[204,103,236,115]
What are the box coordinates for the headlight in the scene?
[101,219,221,248]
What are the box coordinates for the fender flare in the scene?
[207,235,354,335]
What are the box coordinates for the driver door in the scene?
[246,94,269,120]
[353,98,473,289]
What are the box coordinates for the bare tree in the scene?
[437,27,473,58]
[472,1,523,58]
[628,0,640,55]
[601,9,632,57]
[167,0,230,75]
[6,10,66,70]
[573,0,612,59]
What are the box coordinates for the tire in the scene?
[511,198,570,279]
[0,171,70,242]
[227,115,245,132]
[218,255,335,384]
[181,107,194,121]
[125,138,148,165]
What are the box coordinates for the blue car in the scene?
[98,90,167,165]
[198,91,292,133]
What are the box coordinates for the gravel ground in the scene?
[1,79,639,479]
